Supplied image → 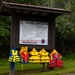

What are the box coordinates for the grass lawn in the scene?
[0,58,75,75]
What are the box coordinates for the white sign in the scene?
[19,21,48,45]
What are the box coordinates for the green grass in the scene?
[0,58,75,75]
[0,59,10,74]
[22,60,75,75]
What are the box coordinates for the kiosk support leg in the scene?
[9,62,15,75]
[42,63,45,71]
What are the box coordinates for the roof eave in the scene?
[0,2,71,16]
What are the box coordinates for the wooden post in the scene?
[9,62,15,75]
[42,63,45,71]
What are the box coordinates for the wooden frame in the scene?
[0,2,71,51]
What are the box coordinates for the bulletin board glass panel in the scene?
[19,20,48,45]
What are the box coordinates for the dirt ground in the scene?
[2,68,50,75]
[2,69,75,75]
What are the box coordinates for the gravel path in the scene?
[62,73,75,75]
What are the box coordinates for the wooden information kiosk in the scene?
[0,2,71,75]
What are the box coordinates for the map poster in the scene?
[19,20,48,45]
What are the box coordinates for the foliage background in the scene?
[0,0,75,57]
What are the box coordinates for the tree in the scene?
[0,0,75,57]
[0,16,11,57]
